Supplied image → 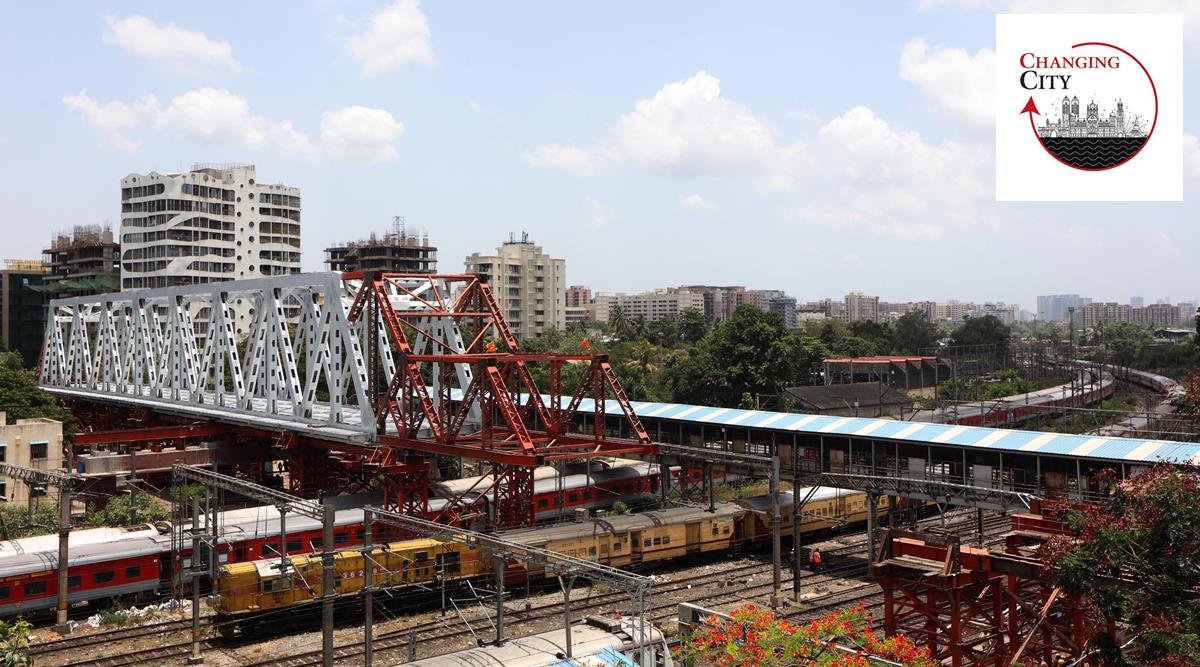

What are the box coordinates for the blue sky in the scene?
[1,1,1196,310]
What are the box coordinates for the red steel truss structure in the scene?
[874,509,1102,667]
[344,271,654,528]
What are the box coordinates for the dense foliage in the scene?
[0,350,76,434]
[0,620,31,666]
[675,602,936,666]
[1047,464,1200,665]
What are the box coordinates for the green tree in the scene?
[677,308,710,345]
[0,619,32,666]
[670,306,797,407]
[0,351,77,435]
[1100,322,1154,367]
[607,305,630,340]
[1050,464,1200,664]
[948,315,1012,360]
[1172,373,1200,424]
[793,335,829,386]
[892,311,940,355]
[81,492,170,528]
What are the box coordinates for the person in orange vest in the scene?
[808,548,823,572]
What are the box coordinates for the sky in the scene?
[1,1,1198,312]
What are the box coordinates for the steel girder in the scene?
[40,273,375,433]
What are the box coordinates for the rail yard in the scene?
[8,271,1195,666]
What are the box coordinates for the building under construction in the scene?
[324,217,437,274]
[40,225,120,302]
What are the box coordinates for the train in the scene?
[398,616,673,666]
[0,460,668,620]
[213,486,898,634]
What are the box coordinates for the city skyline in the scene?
[2,2,1199,309]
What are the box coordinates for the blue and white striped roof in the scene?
[581,397,1200,466]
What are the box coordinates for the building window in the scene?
[29,442,48,460]
[0,444,6,463]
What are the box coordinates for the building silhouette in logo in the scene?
[1036,96,1144,138]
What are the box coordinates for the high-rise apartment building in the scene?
[0,261,48,367]
[594,288,706,323]
[752,290,798,327]
[843,292,880,323]
[41,225,120,303]
[1036,294,1091,322]
[325,218,436,274]
[566,285,592,308]
[679,285,748,322]
[464,233,565,338]
[120,164,300,291]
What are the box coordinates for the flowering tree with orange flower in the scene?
[675,602,936,667]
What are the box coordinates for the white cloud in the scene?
[467,99,484,114]
[529,71,784,181]
[679,194,719,215]
[530,70,988,239]
[63,88,316,159]
[900,39,995,131]
[158,88,317,159]
[320,106,406,163]
[335,0,434,76]
[103,16,238,75]
[794,106,991,240]
[62,89,158,151]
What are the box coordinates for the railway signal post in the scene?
[0,463,78,634]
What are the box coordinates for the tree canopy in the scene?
[947,315,1012,360]
[0,351,75,434]
[1049,464,1200,665]
[891,311,940,355]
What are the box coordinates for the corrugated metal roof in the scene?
[437,388,1200,466]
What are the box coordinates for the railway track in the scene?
[30,618,202,660]
[234,511,1013,667]
[48,508,1012,666]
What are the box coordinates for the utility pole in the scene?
[188,495,202,664]
[0,464,78,634]
[362,509,374,667]
[56,481,71,631]
[770,456,781,610]
[322,505,335,667]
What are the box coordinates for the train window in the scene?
[24,581,46,596]
[589,546,596,556]
[68,576,81,589]
[538,499,548,509]
[568,493,578,504]
[643,539,651,547]
[652,537,661,546]
[355,529,365,541]
[125,566,141,579]
[614,542,622,552]
[235,547,246,561]
[287,541,302,553]
[335,533,349,545]
[0,587,8,600]
[95,571,115,584]
[663,536,670,545]
[711,525,719,536]
[311,538,323,550]
[723,526,731,535]
[583,491,592,501]
[415,552,428,562]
